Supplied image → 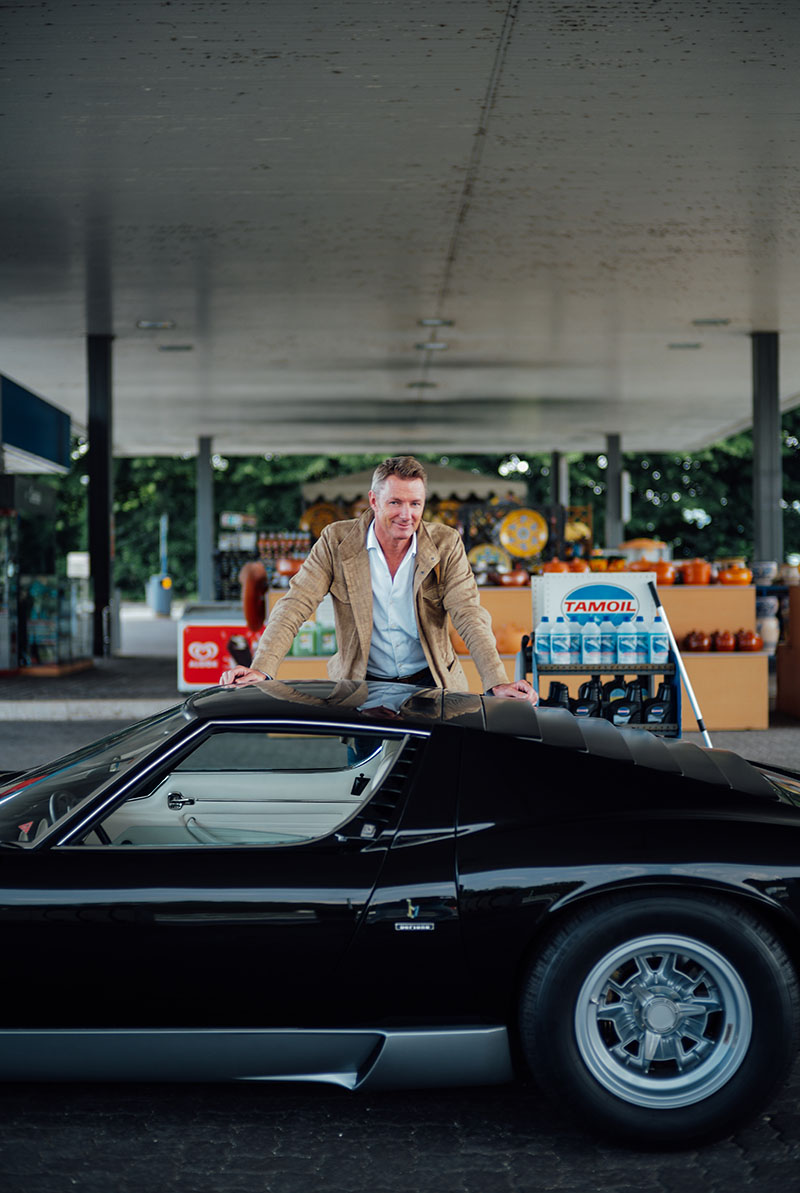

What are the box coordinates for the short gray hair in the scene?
[370,455,428,496]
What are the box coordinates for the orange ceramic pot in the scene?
[654,560,677,585]
[568,558,590,572]
[490,568,530,587]
[542,559,569,573]
[682,559,712,585]
[718,564,753,585]
[684,629,711,652]
[607,558,627,572]
[711,629,735,652]
[735,628,763,651]
[589,556,608,572]
[628,558,656,572]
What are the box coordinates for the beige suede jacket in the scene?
[251,511,509,692]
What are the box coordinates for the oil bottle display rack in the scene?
[522,572,683,738]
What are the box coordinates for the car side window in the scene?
[92,728,404,848]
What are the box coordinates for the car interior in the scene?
[92,730,408,847]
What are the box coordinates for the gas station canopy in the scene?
[2,2,800,458]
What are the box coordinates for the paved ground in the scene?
[2,605,800,1190]
[1,1070,800,1193]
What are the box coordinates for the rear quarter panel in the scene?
[455,730,800,1018]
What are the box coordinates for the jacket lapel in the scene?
[340,512,375,667]
[413,521,442,596]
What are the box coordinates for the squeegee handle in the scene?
[648,580,713,749]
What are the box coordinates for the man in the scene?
[220,455,537,703]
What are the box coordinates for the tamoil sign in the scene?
[534,571,657,626]
[562,582,639,626]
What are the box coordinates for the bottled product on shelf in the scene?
[534,615,552,666]
[599,619,617,666]
[649,615,670,665]
[580,618,602,667]
[215,528,311,601]
[616,619,638,668]
[551,616,577,664]
[532,614,674,669]
[632,616,649,665]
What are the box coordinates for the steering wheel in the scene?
[47,788,113,845]
[48,789,79,825]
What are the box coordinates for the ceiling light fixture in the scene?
[158,344,194,352]
[418,318,454,328]
[136,320,176,330]
[406,380,438,389]
[667,342,702,350]
[691,318,731,327]
[415,341,448,351]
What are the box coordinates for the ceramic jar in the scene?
[682,559,711,585]
[654,560,677,585]
[718,563,753,585]
[735,628,763,651]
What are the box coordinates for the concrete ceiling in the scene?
[3,0,800,458]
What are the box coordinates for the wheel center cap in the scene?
[644,996,680,1033]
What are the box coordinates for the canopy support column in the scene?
[605,433,623,549]
[87,334,114,657]
[196,437,215,601]
[550,451,570,507]
[752,332,783,564]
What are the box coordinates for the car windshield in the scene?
[0,707,190,845]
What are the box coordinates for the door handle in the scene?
[167,791,195,810]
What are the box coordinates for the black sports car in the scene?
[1,678,800,1146]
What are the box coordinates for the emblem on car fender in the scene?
[394,900,435,930]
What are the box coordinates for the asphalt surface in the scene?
[1,1070,800,1193]
[2,607,800,1189]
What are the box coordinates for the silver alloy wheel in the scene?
[574,933,753,1109]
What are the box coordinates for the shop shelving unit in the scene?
[517,638,682,737]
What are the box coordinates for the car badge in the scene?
[360,823,377,838]
[394,900,434,931]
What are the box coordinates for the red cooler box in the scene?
[178,602,263,691]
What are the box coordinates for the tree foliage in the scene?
[41,409,800,599]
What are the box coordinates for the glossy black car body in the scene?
[1,678,800,1145]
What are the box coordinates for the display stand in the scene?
[518,573,683,737]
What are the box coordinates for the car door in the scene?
[0,723,429,1030]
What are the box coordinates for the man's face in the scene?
[369,476,426,547]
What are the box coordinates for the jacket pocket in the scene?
[421,582,444,604]
[329,580,350,604]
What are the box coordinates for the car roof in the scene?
[187,681,777,798]
[187,680,485,731]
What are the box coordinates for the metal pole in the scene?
[752,332,783,563]
[87,333,114,656]
[550,451,570,507]
[159,513,169,575]
[648,581,712,748]
[605,433,623,549]
[196,437,214,601]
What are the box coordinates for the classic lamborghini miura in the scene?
[1,678,799,1146]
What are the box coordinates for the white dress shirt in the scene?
[365,522,428,678]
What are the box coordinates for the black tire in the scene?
[519,892,800,1145]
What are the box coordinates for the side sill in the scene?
[0,1026,514,1089]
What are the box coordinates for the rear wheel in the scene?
[519,893,800,1145]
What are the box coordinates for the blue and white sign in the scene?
[532,571,658,628]
[561,582,640,626]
